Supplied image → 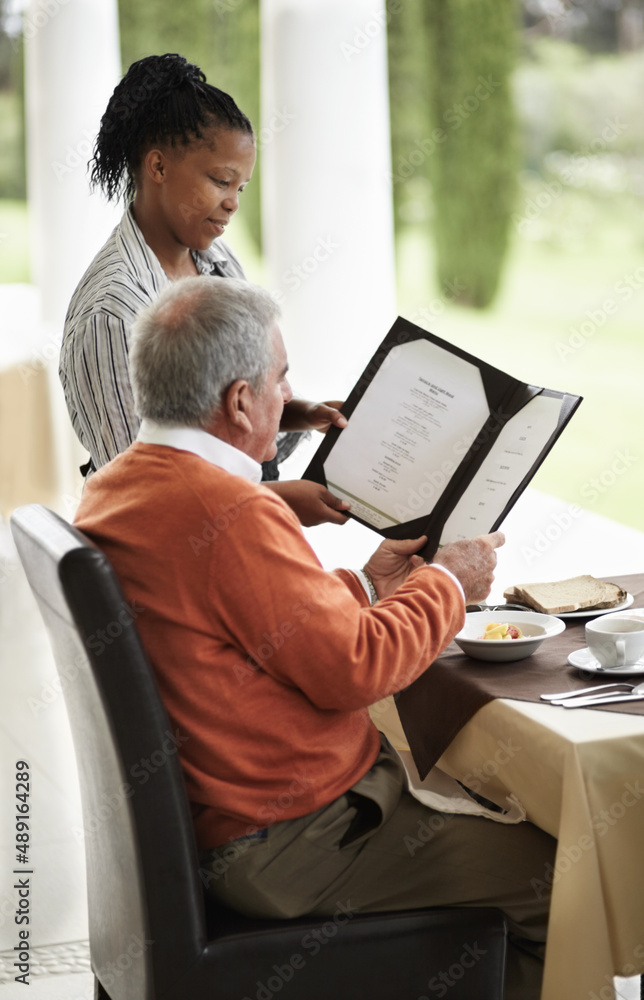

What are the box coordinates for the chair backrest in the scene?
[10,505,206,1000]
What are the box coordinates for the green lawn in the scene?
[0,199,30,283]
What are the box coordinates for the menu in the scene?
[303,317,582,558]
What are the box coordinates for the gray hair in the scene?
[130,276,280,427]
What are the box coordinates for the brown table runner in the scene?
[396,573,644,780]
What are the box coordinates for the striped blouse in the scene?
[59,205,246,470]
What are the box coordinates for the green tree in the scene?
[387,0,434,231]
[425,0,519,307]
[118,0,261,248]
[0,0,25,200]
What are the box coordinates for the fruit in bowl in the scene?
[479,622,523,640]
[454,610,565,662]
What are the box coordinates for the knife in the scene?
[557,691,644,709]
[541,681,642,702]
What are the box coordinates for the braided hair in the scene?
[90,53,254,203]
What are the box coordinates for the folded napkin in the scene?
[395,747,526,824]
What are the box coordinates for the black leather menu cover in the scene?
[302,317,582,559]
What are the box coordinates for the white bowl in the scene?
[454,610,566,662]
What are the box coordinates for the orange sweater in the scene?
[75,443,465,847]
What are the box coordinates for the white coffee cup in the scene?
[585,614,644,669]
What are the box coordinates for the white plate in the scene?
[555,593,634,619]
[455,611,566,662]
[568,647,644,676]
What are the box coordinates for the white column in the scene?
[25,0,121,325]
[24,0,121,503]
[260,0,397,403]
[5,3,122,955]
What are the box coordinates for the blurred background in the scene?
[1,5,644,995]
[1,0,644,531]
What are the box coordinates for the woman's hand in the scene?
[363,536,428,600]
[280,398,347,433]
[266,480,351,526]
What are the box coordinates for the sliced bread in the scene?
[503,575,626,615]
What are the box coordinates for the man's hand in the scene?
[266,480,351,526]
[280,398,347,433]
[364,536,428,601]
[433,532,505,605]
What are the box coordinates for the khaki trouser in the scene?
[200,738,554,1000]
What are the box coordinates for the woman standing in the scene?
[60,53,348,526]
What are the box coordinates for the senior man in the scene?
[75,276,554,1000]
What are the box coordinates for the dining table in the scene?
[371,572,644,1000]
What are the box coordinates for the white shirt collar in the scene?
[136,419,263,483]
[120,206,169,292]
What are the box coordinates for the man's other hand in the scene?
[364,536,428,601]
[266,480,351,526]
[433,532,505,605]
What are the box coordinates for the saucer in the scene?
[568,647,644,677]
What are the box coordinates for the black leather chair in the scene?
[11,504,507,1000]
